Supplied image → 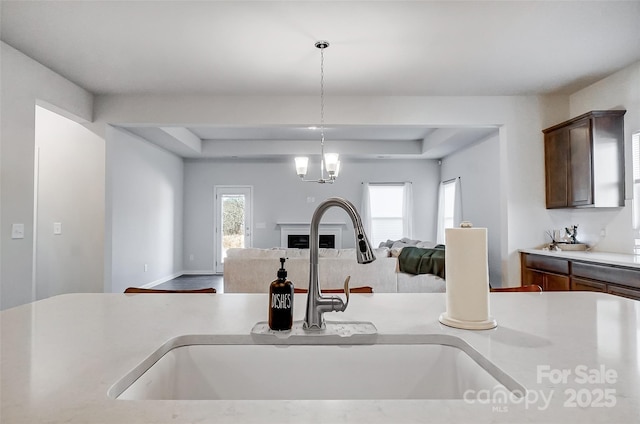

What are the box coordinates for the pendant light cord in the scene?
[320,44,325,148]
[296,41,336,184]
[319,43,326,179]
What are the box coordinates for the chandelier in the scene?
[295,41,340,184]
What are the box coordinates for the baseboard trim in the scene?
[142,270,221,288]
[140,272,184,289]
[181,270,219,275]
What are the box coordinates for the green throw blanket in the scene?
[398,246,445,279]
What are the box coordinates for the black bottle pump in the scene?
[268,258,294,331]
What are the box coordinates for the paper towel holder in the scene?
[438,222,497,330]
[439,313,497,330]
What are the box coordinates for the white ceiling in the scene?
[2,0,639,159]
[122,124,498,159]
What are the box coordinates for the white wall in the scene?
[94,94,568,284]
[548,61,640,253]
[107,126,184,293]
[183,158,440,272]
[2,41,636,308]
[441,133,503,285]
[1,42,95,310]
[34,106,104,299]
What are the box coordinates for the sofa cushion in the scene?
[389,240,437,257]
[400,238,421,245]
[319,248,341,257]
[378,239,395,248]
[397,272,446,293]
[285,248,309,258]
[226,248,285,259]
[223,247,445,294]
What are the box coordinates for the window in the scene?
[633,132,640,254]
[442,180,457,230]
[436,178,461,244]
[364,183,412,247]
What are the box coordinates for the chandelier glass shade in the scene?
[296,41,340,184]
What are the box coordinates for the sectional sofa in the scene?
[223,246,446,293]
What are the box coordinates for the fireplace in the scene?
[279,223,343,249]
[287,234,336,249]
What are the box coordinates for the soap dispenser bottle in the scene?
[269,257,294,331]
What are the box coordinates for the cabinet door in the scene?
[568,120,593,206]
[544,129,569,208]
[544,274,570,291]
[523,269,545,286]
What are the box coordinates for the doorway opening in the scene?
[33,104,104,300]
[214,186,253,273]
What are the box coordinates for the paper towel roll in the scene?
[439,226,497,330]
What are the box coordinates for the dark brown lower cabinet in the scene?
[521,254,570,291]
[570,277,606,292]
[521,252,640,300]
[545,274,571,291]
[606,285,640,301]
[523,269,570,291]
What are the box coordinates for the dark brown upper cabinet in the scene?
[543,110,626,209]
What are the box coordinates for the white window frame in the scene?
[214,185,253,273]
[365,183,411,247]
[437,178,461,244]
[442,180,457,231]
[632,132,640,254]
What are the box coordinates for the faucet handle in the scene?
[342,275,351,310]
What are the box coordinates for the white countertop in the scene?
[2,292,639,423]
[520,248,640,269]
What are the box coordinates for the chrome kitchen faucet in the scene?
[303,197,376,330]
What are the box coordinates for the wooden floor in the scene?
[153,274,224,293]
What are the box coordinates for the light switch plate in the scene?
[53,222,62,235]
[11,223,25,239]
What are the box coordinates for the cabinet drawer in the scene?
[572,262,640,289]
[524,254,569,275]
[607,285,640,301]
[571,277,606,292]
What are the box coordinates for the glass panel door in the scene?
[214,186,252,273]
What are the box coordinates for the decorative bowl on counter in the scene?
[556,243,588,251]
